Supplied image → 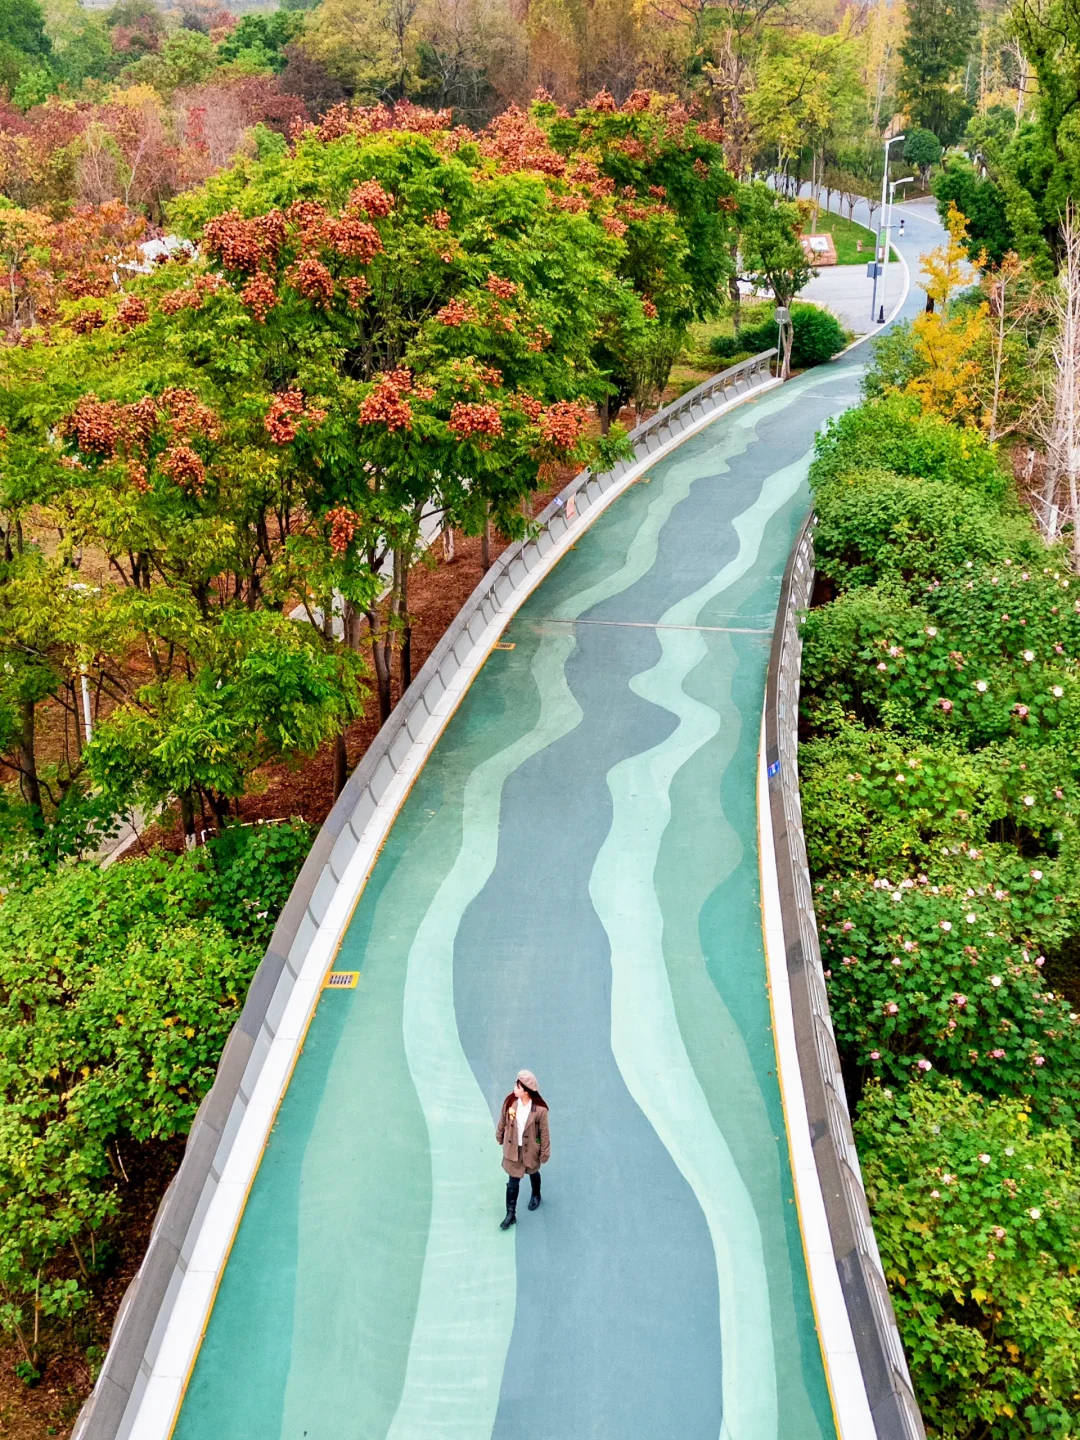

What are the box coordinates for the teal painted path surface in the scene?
[173,210,942,1434]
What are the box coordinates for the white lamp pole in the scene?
[879,176,914,322]
[869,133,904,324]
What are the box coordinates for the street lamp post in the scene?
[869,133,904,325]
[878,176,914,323]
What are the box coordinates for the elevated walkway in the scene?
[78,202,944,1440]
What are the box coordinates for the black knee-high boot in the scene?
[528,1172,541,1210]
[500,1179,518,1230]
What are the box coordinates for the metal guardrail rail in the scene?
[764,513,926,1440]
[74,349,779,1440]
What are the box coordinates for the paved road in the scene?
[169,214,940,1440]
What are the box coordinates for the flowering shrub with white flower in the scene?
[817,869,1080,1131]
[856,1081,1080,1439]
[802,396,1080,1435]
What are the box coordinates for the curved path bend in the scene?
[170,209,941,1440]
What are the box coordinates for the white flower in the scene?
[1029,1208,1041,1220]
[1053,686,1064,698]
[1023,795,1036,806]
[975,679,989,692]
[1030,869,1043,881]
[892,891,903,902]
[877,662,888,671]
[943,1173,956,1184]
[966,912,977,923]
[896,773,905,783]
[1023,649,1035,662]
[979,1153,991,1164]
[925,626,938,637]
[940,920,953,931]
[990,975,1003,987]
[930,1189,940,1198]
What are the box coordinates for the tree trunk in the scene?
[18,700,43,829]
[1046,204,1080,560]
[598,394,611,436]
[399,552,412,692]
[343,598,362,652]
[782,322,794,380]
[729,245,742,333]
[333,732,348,798]
[179,792,197,849]
[481,509,491,572]
[442,522,456,563]
[366,607,393,722]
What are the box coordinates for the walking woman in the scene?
[496,1070,551,1230]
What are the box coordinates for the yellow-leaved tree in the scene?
[905,202,988,426]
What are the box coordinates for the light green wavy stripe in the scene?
[377,386,819,1437]
[383,628,582,1439]
[589,449,813,1440]
[380,395,787,1434]
[545,379,811,626]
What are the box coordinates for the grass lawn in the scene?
[805,211,899,265]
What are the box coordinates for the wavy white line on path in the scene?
[385,381,827,1439]
[384,628,583,1440]
[544,377,814,627]
[589,448,813,1440]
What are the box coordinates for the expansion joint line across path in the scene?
[539,616,773,635]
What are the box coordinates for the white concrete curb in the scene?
[758,713,876,1438]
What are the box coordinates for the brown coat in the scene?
[496,1095,551,1178]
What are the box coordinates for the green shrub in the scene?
[709,316,776,360]
[856,1079,1080,1439]
[801,395,1080,1433]
[864,320,926,398]
[810,470,1036,592]
[789,304,846,366]
[0,820,311,1367]
[709,303,845,369]
[811,394,1009,501]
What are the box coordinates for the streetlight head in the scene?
[895,176,914,185]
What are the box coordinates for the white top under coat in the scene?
[515,1098,532,1147]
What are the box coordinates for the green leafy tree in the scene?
[903,127,943,188]
[0,0,53,97]
[216,10,307,74]
[897,0,977,143]
[116,28,219,95]
[535,90,737,420]
[163,102,640,716]
[736,181,811,377]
